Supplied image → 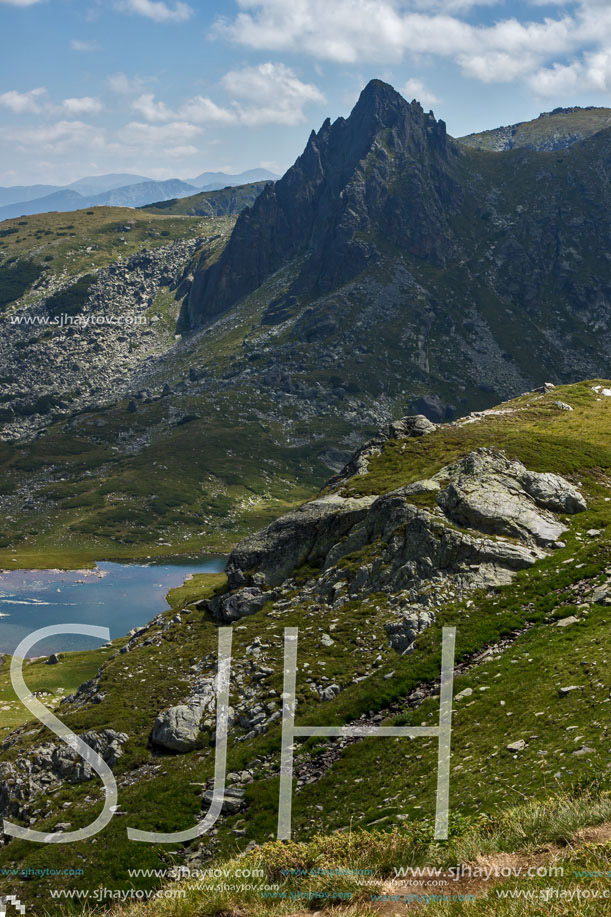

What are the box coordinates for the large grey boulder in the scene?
[436,450,584,546]
[209,586,270,623]
[151,705,203,753]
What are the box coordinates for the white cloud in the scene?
[529,47,611,96]
[115,0,194,23]
[61,96,103,115]
[0,120,104,154]
[70,39,99,52]
[117,120,203,145]
[166,144,199,157]
[218,1,579,63]
[132,92,236,124]
[107,72,146,94]
[458,51,541,83]
[129,64,324,128]
[401,78,440,108]
[0,87,46,113]
[180,96,237,124]
[221,62,326,125]
[0,0,44,6]
[131,93,174,122]
[215,0,611,97]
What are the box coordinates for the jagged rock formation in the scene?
[212,440,586,630]
[186,79,611,405]
[187,80,460,326]
[1,81,609,560]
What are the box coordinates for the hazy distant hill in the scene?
[0,171,277,220]
[0,173,151,209]
[0,178,199,220]
[188,168,279,189]
[141,180,273,216]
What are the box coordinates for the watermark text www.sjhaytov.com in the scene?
[7,312,147,329]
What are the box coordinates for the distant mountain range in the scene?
[189,168,279,190]
[0,169,279,221]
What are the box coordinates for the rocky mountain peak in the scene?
[186,79,458,328]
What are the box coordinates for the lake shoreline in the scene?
[0,558,226,655]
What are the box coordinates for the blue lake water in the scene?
[0,558,226,656]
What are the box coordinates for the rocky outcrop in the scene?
[222,493,377,592]
[150,674,233,753]
[152,705,206,753]
[0,730,128,823]
[436,451,586,546]
[211,448,586,627]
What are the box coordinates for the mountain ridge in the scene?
[0,170,279,221]
[459,104,611,151]
[0,80,610,565]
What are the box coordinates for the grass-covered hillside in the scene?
[2,89,610,568]
[0,206,215,290]
[141,181,271,217]
[0,381,609,915]
[0,257,355,567]
[459,105,611,151]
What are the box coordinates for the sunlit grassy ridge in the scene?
[459,107,611,151]
[0,206,234,286]
[77,791,611,917]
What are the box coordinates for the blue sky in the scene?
[1,0,610,186]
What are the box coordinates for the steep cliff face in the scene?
[187,80,461,326]
[185,80,611,419]
[187,82,611,345]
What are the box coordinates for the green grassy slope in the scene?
[0,206,227,287]
[459,106,611,151]
[103,792,611,916]
[141,181,270,216]
[0,381,609,913]
[0,261,346,567]
[2,125,610,568]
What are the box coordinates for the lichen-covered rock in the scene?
[224,493,376,590]
[216,447,586,624]
[151,705,204,753]
[437,451,585,545]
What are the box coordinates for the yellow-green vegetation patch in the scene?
[0,207,236,282]
[0,647,112,736]
[343,381,611,498]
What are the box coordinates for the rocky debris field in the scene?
[0,238,204,440]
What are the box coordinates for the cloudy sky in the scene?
[1,0,610,186]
